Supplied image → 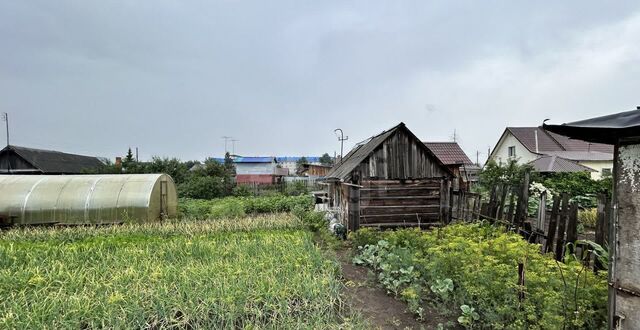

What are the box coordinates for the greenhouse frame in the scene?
[0,174,177,225]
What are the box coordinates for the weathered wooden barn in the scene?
[324,123,454,230]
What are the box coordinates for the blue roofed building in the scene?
[275,156,321,176]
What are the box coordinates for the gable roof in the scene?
[529,155,596,173]
[2,145,105,174]
[423,142,474,166]
[325,123,452,181]
[543,108,640,144]
[505,127,613,153]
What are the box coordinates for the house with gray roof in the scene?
[489,127,614,179]
[0,145,106,174]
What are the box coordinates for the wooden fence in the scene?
[240,179,322,196]
[451,186,612,270]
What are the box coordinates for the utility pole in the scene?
[1,112,8,147]
[231,139,239,155]
[334,128,348,163]
[221,136,232,153]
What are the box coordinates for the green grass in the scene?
[0,215,362,329]
[178,195,314,220]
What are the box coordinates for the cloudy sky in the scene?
[2,1,639,162]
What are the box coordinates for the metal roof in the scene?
[505,127,613,153]
[423,142,474,165]
[325,125,399,180]
[543,108,640,144]
[0,145,105,174]
[543,151,613,161]
[233,157,276,163]
[529,155,596,173]
[276,156,321,163]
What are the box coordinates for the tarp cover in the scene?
[543,109,640,144]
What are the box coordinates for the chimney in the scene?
[534,129,539,153]
[115,157,122,168]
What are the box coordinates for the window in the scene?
[508,146,516,157]
[602,168,612,177]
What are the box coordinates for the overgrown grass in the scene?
[351,224,607,329]
[178,195,314,219]
[0,214,363,329]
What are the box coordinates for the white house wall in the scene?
[491,132,538,165]
[578,160,613,180]
[235,163,277,175]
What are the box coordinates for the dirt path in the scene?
[337,249,452,330]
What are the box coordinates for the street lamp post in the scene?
[334,128,348,163]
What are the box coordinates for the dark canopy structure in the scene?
[543,108,640,144]
[544,107,640,329]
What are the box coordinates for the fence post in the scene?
[488,185,497,219]
[348,185,360,232]
[517,172,530,228]
[507,188,516,223]
[497,184,509,220]
[518,263,526,302]
[545,195,561,253]
[555,193,570,261]
[566,202,578,255]
[594,194,609,271]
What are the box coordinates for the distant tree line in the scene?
[90,149,337,199]
[89,148,236,199]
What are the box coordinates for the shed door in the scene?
[160,180,168,219]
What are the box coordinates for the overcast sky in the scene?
[2,1,639,162]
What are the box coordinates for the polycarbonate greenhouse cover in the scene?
[0,174,177,225]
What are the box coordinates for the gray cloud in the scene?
[2,1,639,162]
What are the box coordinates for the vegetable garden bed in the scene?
[0,214,362,329]
[351,223,607,329]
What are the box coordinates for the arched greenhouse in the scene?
[0,174,177,225]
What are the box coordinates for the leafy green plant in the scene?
[458,305,480,329]
[178,195,313,219]
[430,278,454,302]
[351,223,607,329]
[578,208,597,228]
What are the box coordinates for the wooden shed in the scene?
[324,123,454,231]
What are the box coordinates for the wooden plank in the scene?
[555,193,569,261]
[360,205,440,216]
[361,179,442,187]
[566,203,579,254]
[360,196,440,207]
[360,188,440,198]
[348,185,360,232]
[360,213,440,223]
[544,195,561,253]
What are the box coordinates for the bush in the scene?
[285,181,309,196]
[579,208,597,228]
[179,195,314,220]
[352,224,607,329]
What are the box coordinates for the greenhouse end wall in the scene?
[0,174,177,225]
